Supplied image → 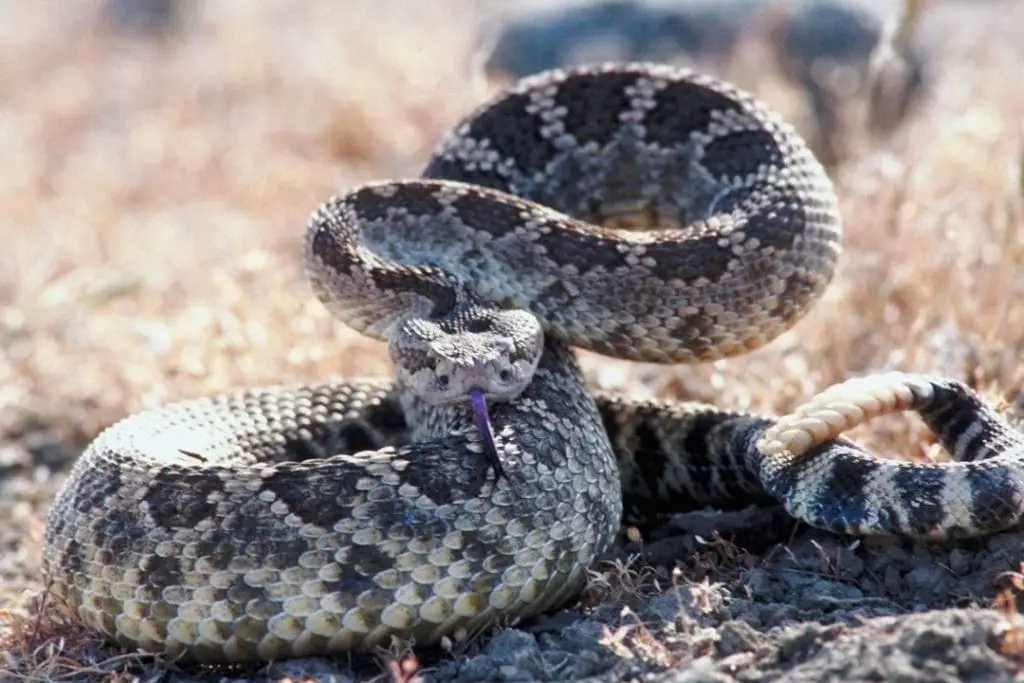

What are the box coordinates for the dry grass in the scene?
[0,584,157,683]
[1,0,1024,679]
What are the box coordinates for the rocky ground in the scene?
[2,1,1024,681]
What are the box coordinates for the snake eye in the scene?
[499,370,511,382]
[438,374,450,388]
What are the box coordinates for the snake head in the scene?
[389,306,544,407]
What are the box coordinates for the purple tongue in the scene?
[470,388,505,482]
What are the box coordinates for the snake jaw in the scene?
[470,388,506,482]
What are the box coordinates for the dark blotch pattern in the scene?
[553,70,638,145]
[310,196,460,317]
[642,238,736,287]
[917,380,1004,462]
[603,403,776,525]
[59,538,85,575]
[620,419,671,524]
[700,128,784,180]
[309,204,355,276]
[350,542,393,578]
[140,553,184,593]
[965,466,1024,535]
[142,466,224,530]
[256,465,361,530]
[815,453,874,532]
[766,445,876,534]
[679,413,722,486]
[352,183,445,224]
[366,395,409,436]
[191,538,237,572]
[717,416,777,501]
[891,466,948,536]
[424,90,558,184]
[71,462,123,514]
[448,192,535,241]
[642,78,744,148]
[402,441,494,505]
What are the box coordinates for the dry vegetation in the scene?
[1,0,1023,681]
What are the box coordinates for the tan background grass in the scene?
[1,0,1023,616]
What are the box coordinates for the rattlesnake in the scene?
[42,63,1024,664]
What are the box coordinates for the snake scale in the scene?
[43,63,1024,664]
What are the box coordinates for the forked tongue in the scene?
[469,388,505,481]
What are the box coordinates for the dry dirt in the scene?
[2,1,1024,682]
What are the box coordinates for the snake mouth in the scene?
[469,388,506,482]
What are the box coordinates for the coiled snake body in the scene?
[43,64,1024,663]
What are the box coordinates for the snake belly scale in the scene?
[43,63,1024,664]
